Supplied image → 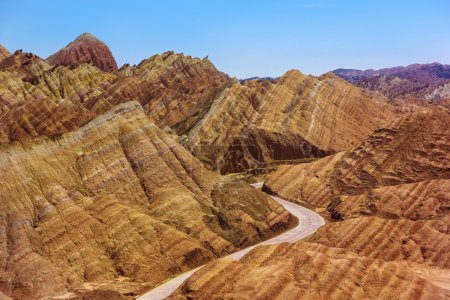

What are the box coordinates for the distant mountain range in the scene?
[239,76,279,82]
[334,63,450,103]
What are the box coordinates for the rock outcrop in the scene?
[263,107,450,270]
[0,101,293,299]
[47,33,118,72]
[0,50,50,77]
[264,108,449,293]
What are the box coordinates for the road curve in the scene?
[137,182,325,300]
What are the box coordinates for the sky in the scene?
[0,0,449,78]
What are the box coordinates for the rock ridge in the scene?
[46,33,118,72]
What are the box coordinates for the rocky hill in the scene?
[86,50,230,129]
[334,63,450,103]
[179,71,394,173]
[0,44,10,61]
[0,33,448,300]
[168,107,450,299]
[265,108,449,207]
[0,101,293,299]
[264,108,450,269]
[0,36,395,173]
[46,33,118,72]
[169,241,449,299]
[0,49,50,77]
[0,51,114,143]
[0,47,229,144]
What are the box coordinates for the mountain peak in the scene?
[46,33,117,72]
[74,32,98,42]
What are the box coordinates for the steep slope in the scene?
[427,81,450,102]
[264,108,450,289]
[0,56,115,143]
[0,50,230,145]
[2,40,394,174]
[169,242,450,300]
[0,101,293,299]
[180,70,394,172]
[85,51,230,129]
[47,33,118,72]
[0,49,50,77]
[329,179,449,221]
[311,182,449,268]
[170,107,450,299]
[265,108,449,207]
[334,63,450,102]
[0,44,10,62]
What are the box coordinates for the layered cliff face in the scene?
[170,107,450,299]
[0,44,10,62]
[1,34,397,173]
[334,63,450,103]
[180,71,394,172]
[311,179,449,268]
[0,101,292,299]
[45,33,228,118]
[46,33,118,72]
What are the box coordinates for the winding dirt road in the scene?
[137,182,325,300]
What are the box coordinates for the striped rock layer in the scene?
[170,108,450,299]
[0,49,229,146]
[0,39,395,173]
[265,109,449,269]
[265,108,450,207]
[46,33,118,72]
[180,71,394,172]
[0,102,293,299]
[0,44,10,62]
[168,242,449,300]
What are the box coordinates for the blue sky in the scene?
[0,0,449,78]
